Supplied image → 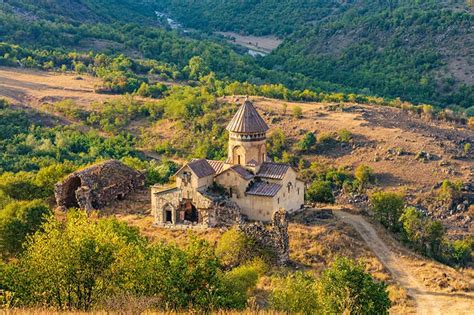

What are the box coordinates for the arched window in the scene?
[238,155,241,164]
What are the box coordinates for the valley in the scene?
[0,0,473,313]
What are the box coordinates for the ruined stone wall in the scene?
[55,160,145,211]
[237,209,289,266]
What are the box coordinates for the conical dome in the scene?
[226,99,269,133]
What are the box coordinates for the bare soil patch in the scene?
[217,32,282,53]
[0,66,120,108]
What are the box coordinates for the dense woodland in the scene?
[155,0,474,109]
[0,0,472,311]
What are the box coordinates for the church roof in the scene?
[207,160,225,175]
[257,162,290,180]
[226,99,269,133]
[230,165,254,180]
[246,182,282,197]
[185,159,216,178]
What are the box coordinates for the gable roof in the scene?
[246,182,282,197]
[207,160,225,175]
[216,164,254,181]
[178,159,216,178]
[226,99,269,134]
[257,162,291,180]
[230,165,254,180]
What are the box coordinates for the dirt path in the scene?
[334,210,474,315]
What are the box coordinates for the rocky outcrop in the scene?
[55,160,145,211]
[237,209,289,266]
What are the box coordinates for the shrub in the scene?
[317,132,335,144]
[354,164,374,190]
[216,228,256,268]
[297,132,316,152]
[338,129,352,143]
[0,172,43,201]
[270,272,318,314]
[0,200,52,257]
[399,207,444,257]
[464,143,471,154]
[266,128,287,160]
[220,259,266,309]
[306,180,335,204]
[370,191,404,232]
[445,238,473,266]
[438,180,463,202]
[317,257,391,315]
[292,106,303,119]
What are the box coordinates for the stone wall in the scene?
[237,209,289,266]
[55,160,145,211]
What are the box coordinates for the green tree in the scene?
[370,191,404,232]
[270,272,319,314]
[400,207,444,257]
[317,257,391,315]
[297,132,316,152]
[139,237,223,311]
[220,259,266,309]
[306,180,335,204]
[0,200,52,257]
[18,211,143,310]
[186,56,209,80]
[266,128,287,159]
[216,228,273,268]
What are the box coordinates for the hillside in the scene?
[154,0,474,108]
[0,66,472,312]
[1,0,157,23]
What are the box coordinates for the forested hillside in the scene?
[1,0,157,23]
[155,0,474,108]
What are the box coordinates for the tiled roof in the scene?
[231,165,254,180]
[246,182,282,197]
[257,162,290,180]
[226,99,269,133]
[186,159,216,178]
[207,160,225,174]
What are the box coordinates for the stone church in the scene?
[151,99,305,227]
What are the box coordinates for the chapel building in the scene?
[151,99,305,227]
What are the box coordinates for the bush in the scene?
[270,272,318,314]
[297,132,316,152]
[354,164,374,190]
[292,106,303,118]
[370,191,404,232]
[0,200,52,257]
[317,257,391,315]
[445,239,473,266]
[338,129,352,143]
[438,180,463,202]
[317,132,335,144]
[215,228,256,268]
[220,259,266,309]
[399,207,444,257]
[306,180,335,204]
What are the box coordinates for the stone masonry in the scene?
[237,209,290,266]
[55,160,145,211]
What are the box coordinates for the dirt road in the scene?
[334,211,474,315]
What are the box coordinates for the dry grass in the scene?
[0,66,120,108]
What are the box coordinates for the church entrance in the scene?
[183,200,199,223]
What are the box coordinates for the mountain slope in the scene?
[2,0,157,23]
[154,0,474,108]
